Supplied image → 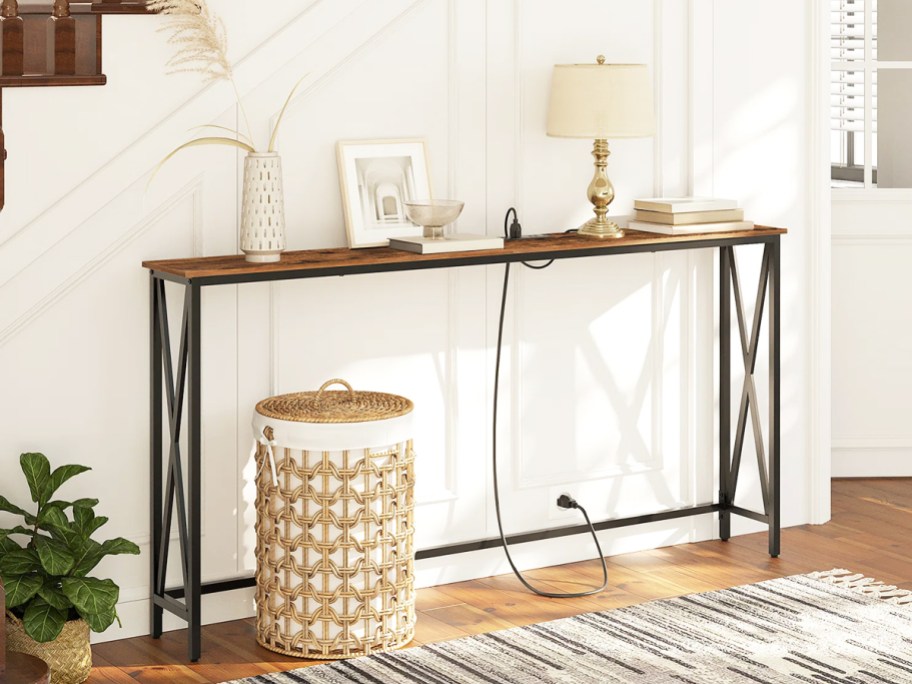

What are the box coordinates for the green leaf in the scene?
[0,494,32,520]
[35,535,75,576]
[0,548,41,575]
[69,537,140,578]
[61,577,119,616]
[47,464,91,501]
[37,506,77,547]
[0,535,20,554]
[100,538,141,557]
[23,597,67,643]
[74,506,108,541]
[38,504,70,529]
[73,505,91,530]
[81,607,117,633]
[86,515,108,537]
[70,540,103,577]
[45,498,99,511]
[37,581,72,611]
[2,573,43,608]
[20,453,52,506]
[87,517,108,538]
[44,525,78,550]
[1,525,34,539]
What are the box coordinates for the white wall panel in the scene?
[832,197,912,476]
[496,1,700,556]
[710,0,810,531]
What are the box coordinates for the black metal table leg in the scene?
[769,237,781,557]
[150,274,163,639]
[719,247,732,540]
[187,284,202,661]
[148,278,202,661]
[719,240,779,557]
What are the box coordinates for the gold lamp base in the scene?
[577,138,624,239]
[579,216,624,239]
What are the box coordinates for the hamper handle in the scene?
[315,378,355,402]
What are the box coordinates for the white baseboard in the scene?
[832,441,912,478]
[93,585,258,644]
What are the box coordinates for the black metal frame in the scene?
[149,233,781,661]
[718,242,780,556]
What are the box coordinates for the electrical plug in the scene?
[509,216,523,239]
[556,493,579,510]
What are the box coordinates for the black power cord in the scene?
[503,207,555,270]
[491,208,609,598]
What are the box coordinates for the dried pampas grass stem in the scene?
[147,0,308,186]
[148,0,253,141]
[147,0,230,79]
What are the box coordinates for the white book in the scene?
[628,220,754,235]
[635,208,744,225]
[634,197,739,214]
[388,234,505,254]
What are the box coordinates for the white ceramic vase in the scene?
[240,152,286,263]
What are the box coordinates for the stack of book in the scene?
[628,198,753,235]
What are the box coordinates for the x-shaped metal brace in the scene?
[154,281,190,595]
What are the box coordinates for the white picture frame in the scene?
[336,138,432,248]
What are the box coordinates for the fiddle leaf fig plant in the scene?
[0,453,140,642]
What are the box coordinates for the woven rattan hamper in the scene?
[252,378,416,659]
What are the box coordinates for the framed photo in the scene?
[337,138,432,248]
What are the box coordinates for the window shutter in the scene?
[831,0,869,133]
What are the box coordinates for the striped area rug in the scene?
[228,570,912,684]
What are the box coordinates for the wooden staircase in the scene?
[0,0,153,211]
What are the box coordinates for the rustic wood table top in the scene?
[143,226,786,285]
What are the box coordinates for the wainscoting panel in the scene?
[710,0,811,533]
[832,234,912,476]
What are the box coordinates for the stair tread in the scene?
[89,2,154,13]
[17,2,152,14]
[0,74,107,87]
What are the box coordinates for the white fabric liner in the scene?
[252,410,413,451]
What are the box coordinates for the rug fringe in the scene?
[809,569,912,605]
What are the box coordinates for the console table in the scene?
[143,227,784,661]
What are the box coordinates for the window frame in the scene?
[831,0,873,187]
[832,0,912,190]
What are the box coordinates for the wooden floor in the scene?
[88,479,912,683]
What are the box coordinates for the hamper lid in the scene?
[255,378,414,425]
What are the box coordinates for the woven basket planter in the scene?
[253,379,416,659]
[5,612,91,684]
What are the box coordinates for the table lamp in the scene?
[547,56,654,239]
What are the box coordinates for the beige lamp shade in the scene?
[547,62,655,139]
